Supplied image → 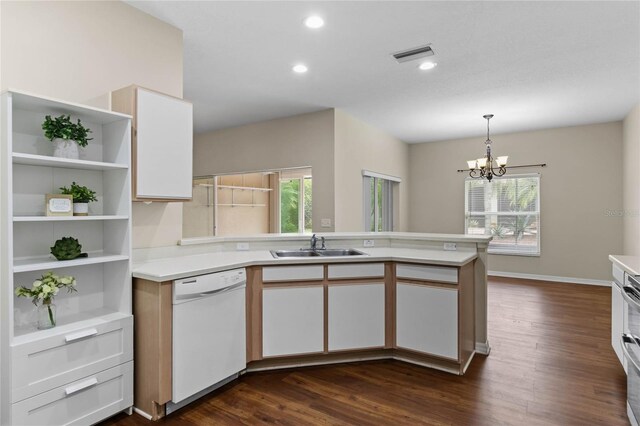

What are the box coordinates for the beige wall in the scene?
[333,109,409,231]
[409,122,623,281]
[194,110,336,232]
[0,0,184,249]
[623,104,640,255]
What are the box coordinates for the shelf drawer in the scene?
[11,315,133,402]
[396,264,458,284]
[11,361,133,426]
[262,265,324,282]
[327,263,385,280]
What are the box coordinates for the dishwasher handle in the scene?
[174,281,245,303]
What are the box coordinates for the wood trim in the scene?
[395,279,459,289]
[132,278,173,420]
[394,345,459,363]
[246,267,263,362]
[262,281,324,288]
[323,283,329,354]
[385,262,396,349]
[458,261,475,368]
[326,276,387,283]
[326,280,386,287]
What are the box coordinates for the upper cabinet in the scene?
[111,86,193,201]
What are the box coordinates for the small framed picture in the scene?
[45,194,73,216]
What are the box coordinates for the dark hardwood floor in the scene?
[101,277,628,425]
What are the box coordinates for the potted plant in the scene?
[50,236,88,260]
[59,182,97,216]
[15,271,77,329]
[42,114,93,159]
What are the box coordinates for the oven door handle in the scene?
[621,334,640,373]
[621,285,640,312]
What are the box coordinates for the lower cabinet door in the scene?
[396,283,458,360]
[612,282,625,370]
[11,361,133,426]
[263,286,324,357]
[328,283,385,351]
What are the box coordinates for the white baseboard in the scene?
[132,407,152,421]
[475,341,491,355]
[488,270,610,287]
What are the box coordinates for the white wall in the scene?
[623,104,640,255]
[333,109,409,232]
[0,0,185,249]
[408,122,624,282]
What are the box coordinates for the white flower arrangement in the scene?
[15,271,77,305]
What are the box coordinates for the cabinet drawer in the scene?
[327,263,384,280]
[12,315,133,402]
[396,264,458,284]
[612,263,625,287]
[11,361,133,426]
[262,265,324,282]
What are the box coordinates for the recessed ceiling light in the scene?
[292,64,308,73]
[304,16,324,29]
[419,61,437,71]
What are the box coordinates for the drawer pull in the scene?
[65,328,98,343]
[64,377,98,396]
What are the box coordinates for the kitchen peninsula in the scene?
[132,232,491,420]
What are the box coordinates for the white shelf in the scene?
[217,184,272,192]
[13,215,128,222]
[13,308,131,343]
[218,203,267,207]
[13,253,129,273]
[13,153,128,171]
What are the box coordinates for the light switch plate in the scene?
[363,239,375,247]
[443,242,457,251]
[236,242,249,251]
[321,218,332,228]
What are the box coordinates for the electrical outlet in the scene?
[443,242,457,251]
[321,218,332,228]
[363,239,375,247]
[236,242,249,251]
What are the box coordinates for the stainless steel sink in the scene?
[270,250,322,258]
[270,248,368,258]
[319,249,367,257]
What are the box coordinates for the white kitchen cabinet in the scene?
[262,286,324,357]
[111,85,193,201]
[612,264,628,373]
[328,283,385,351]
[0,90,133,425]
[396,283,458,360]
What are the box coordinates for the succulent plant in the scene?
[50,237,88,261]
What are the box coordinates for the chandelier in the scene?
[466,114,508,182]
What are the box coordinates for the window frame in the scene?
[363,170,400,232]
[464,173,541,256]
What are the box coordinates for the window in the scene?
[465,174,540,255]
[363,170,400,232]
[280,169,312,234]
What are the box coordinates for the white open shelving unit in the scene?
[0,89,133,425]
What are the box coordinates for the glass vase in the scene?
[37,301,57,330]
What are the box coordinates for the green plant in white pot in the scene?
[42,114,93,159]
[15,272,77,329]
[59,182,97,216]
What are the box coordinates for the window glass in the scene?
[465,174,540,255]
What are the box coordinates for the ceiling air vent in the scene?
[392,44,434,63]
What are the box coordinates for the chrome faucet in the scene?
[310,234,318,250]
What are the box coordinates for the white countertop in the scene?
[610,255,640,276]
[133,247,478,282]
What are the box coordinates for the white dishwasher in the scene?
[170,268,246,409]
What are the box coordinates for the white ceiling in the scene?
[128,1,640,143]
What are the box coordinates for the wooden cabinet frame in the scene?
[134,260,476,420]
